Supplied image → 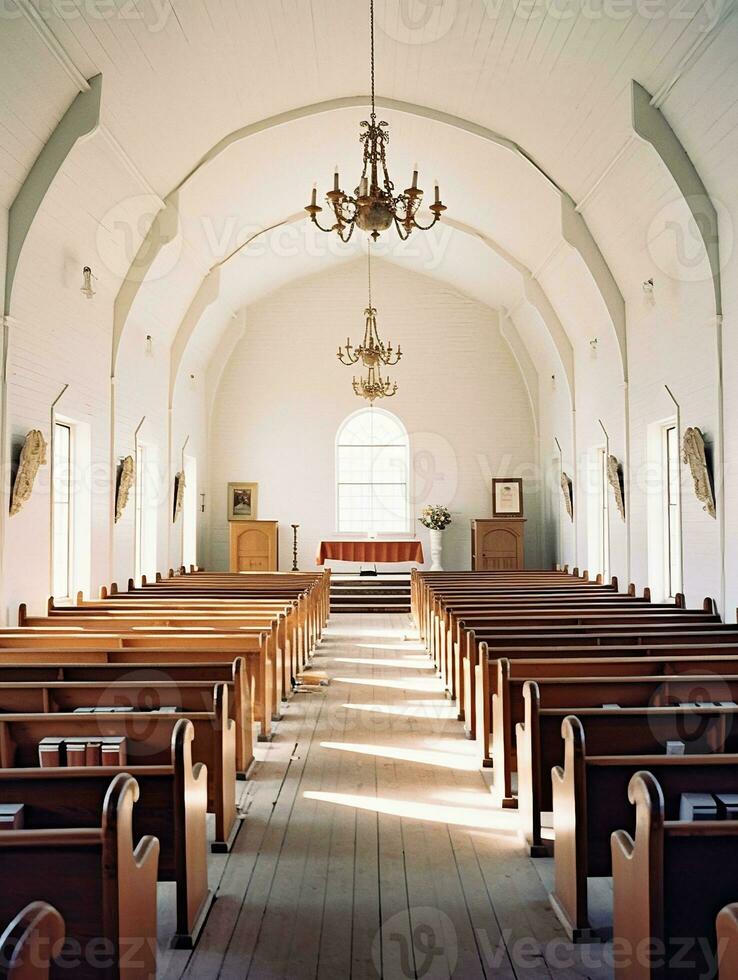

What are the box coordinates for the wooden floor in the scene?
[159,613,614,979]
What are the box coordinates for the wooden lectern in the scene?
[471,518,526,570]
[229,520,279,572]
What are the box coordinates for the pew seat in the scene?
[516,682,738,852]
[0,686,239,852]
[0,718,210,949]
[612,771,738,979]
[0,774,158,980]
[550,715,738,941]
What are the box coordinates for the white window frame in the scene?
[51,417,91,602]
[586,445,610,583]
[52,421,73,601]
[335,407,411,536]
[182,453,198,570]
[663,422,683,600]
[646,415,682,603]
[134,442,159,582]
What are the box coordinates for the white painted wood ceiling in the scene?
[2,0,737,383]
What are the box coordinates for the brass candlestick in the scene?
[291,524,300,572]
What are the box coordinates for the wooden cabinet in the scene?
[229,521,279,572]
[471,518,526,571]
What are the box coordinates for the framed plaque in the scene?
[492,478,524,518]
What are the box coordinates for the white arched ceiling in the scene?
[113,100,625,384]
[167,213,577,414]
[2,0,730,421]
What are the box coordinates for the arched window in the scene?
[336,408,410,534]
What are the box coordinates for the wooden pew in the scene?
[437,593,670,700]
[0,719,210,949]
[516,682,738,853]
[0,903,65,979]
[18,609,286,727]
[0,632,273,742]
[0,672,253,780]
[550,715,738,941]
[612,771,738,980]
[0,657,253,777]
[489,651,738,801]
[0,685,239,852]
[465,618,737,739]
[68,597,300,691]
[717,904,738,979]
[0,773,159,980]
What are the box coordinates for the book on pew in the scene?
[715,794,738,819]
[100,737,127,766]
[666,740,686,756]
[85,740,102,767]
[679,793,719,821]
[38,737,63,768]
[153,706,179,713]
[0,804,25,829]
[66,741,87,767]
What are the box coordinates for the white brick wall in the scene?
[207,260,542,573]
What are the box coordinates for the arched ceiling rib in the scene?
[114,100,624,389]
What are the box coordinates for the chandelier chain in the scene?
[367,242,372,308]
[370,0,376,120]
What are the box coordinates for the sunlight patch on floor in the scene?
[304,790,520,831]
[354,642,426,652]
[323,627,413,641]
[330,655,433,669]
[341,701,457,720]
[320,740,480,771]
[332,675,444,692]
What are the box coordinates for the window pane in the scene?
[336,410,409,533]
[52,424,71,599]
[665,425,682,597]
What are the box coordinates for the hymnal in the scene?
[0,804,25,829]
[679,793,718,821]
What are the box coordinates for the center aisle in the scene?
[171,613,612,980]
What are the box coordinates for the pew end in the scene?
[717,904,738,978]
[549,716,600,942]
[0,902,65,979]
[516,681,550,855]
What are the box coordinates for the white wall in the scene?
[208,260,541,573]
[0,132,210,616]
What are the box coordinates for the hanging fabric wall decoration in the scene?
[10,430,48,516]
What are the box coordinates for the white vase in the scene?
[429,528,444,571]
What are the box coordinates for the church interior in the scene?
[1,0,738,976]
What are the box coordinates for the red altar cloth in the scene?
[316,540,424,565]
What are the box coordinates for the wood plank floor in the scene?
[160,613,614,979]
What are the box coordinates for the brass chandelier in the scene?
[305,0,446,243]
[339,247,400,404]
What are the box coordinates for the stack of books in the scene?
[38,736,127,767]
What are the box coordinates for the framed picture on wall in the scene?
[492,478,524,518]
[227,482,258,521]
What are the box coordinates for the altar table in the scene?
[316,540,424,565]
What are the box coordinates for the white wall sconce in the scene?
[551,374,557,389]
[145,335,153,355]
[590,337,599,355]
[200,493,206,513]
[81,266,96,299]
[642,277,655,297]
